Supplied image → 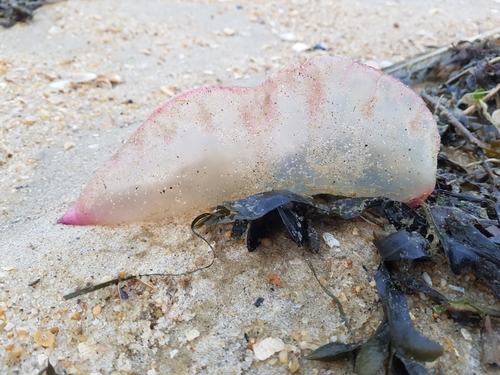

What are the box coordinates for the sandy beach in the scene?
[1,0,499,374]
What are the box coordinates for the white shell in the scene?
[59,55,439,225]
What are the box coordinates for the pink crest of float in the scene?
[59,55,440,225]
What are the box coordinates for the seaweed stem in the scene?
[63,222,216,300]
[304,256,352,332]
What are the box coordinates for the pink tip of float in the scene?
[58,203,95,225]
[406,185,436,208]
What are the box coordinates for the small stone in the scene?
[352,227,360,236]
[261,238,273,247]
[253,337,285,360]
[92,305,102,316]
[268,274,281,286]
[38,354,49,366]
[160,86,176,97]
[64,142,75,151]
[313,42,329,51]
[298,341,319,350]
[23,116,37,126]
[71,312,81,320]
[279,350,288,364]
[185,329,200,341]
[289,258,303,265]
[288,358,300,373]
[17,330,28,338]
[279,32,296,41]
[449,285,465,293]
[338,292,347,302]
[422,272,432,287]
[460,328,472,341]
[4,322,14,331]
[322,233,340,248]
[223,28,236,36]
[292,42,310,53]
[379,60,394,69]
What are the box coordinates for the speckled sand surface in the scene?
[1,1,500,374]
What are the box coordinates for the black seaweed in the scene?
[375,265,443,362]
[0,0,44,27]
[306,265,442,374]
[373,230,430,262]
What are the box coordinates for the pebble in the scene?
[292,42,310,53]
[279,32,296,41]
[253,337,285,360]
[322,232,340,248]
[37,354,49,366]
[71,312,81,320]
[268,274,281,286]
[288,358,300,373]
[185,329,200,341]
[23,116,37,126]
[261,238,273,247]
[422,272,432,287]
[254,297,264,307]
[298,341,319,350]
[379,60,394,68]
[460,328,472,341]
[289,258,303,265]
[449,285,465,293]
[92,305,102,316]
[223,28,236,36]
[160,86,176,97]
[279,350,288,364]
[64,142,75,151]
[313,42,328,51]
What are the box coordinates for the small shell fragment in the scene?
[253,337,285,360]
[322,233,340,248]
[449,285,465,293]
[279,350,288,364]
[292,42,310,53]
[422,272,433,287]
[288,358,300,373]
[92,305,102,316]
[64,142,75,151]
[185,329,200,341]
[160,86,177,97]
[34,330,55,347]
[223,28,236,36]
[460,328,472,341]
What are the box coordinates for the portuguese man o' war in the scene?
[59,55,440,225]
